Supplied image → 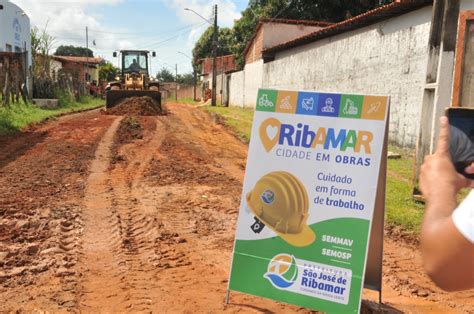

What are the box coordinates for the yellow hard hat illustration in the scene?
[246,171,316,247]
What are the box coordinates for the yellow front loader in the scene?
[106,50,162,111]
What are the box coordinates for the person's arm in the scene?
[419,116,474,291]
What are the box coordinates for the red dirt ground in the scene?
[0,104,472,313]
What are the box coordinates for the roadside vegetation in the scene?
[0,97,104,136]
[203,105,254,143]
[202,105,430,235]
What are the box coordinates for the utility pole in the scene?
[175,63,178,102]
[211,4,218,106]
[85,26,89,95]
[193,66,197,101]
[221,55,225,106]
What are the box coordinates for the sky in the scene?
[10,0,249,75]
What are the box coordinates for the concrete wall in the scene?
[177,84,196,100]
[229,59,264,108]
[229,70,244,107]
[263,6,433,147]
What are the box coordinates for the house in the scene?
[52,56,103,83]
[0,0,32,95]
[243,18,332,65]
[226,0,474,179]
[0,0,31,58]
[198,54,236,101]
[228,18,332,108]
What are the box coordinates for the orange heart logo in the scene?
[259,118,281,152]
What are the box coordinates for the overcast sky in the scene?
[10,0,249,75]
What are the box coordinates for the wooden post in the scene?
[3,56,10,107]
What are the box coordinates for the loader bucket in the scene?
[106,90,162,111]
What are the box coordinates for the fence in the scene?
[160,82,201,101]
[0,52,28,106]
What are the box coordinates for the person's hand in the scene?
[465,163,474,188]
[420,116,472,200]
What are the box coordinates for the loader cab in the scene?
[121,50,149,75]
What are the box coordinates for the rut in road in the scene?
[75,107,291,313]
[79,116,165,311]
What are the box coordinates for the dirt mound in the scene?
[116,116,144,144]
[107,96,164,116]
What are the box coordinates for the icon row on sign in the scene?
[256,90,387,120]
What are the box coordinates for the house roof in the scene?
[259,18,334,27]
[263,0,433,56]
[243,18,333,58]
[198,55,236,75]
[53,56,103,65]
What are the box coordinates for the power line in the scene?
[87,22,203,36]
[41,22,204,43]
[135,22,207,50]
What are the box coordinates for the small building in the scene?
[198,55,236,101]
[244,18,332,65]
[0,0,32,95]
[228,18,332,108]
[52,56,103,83]
[0,0,31,59]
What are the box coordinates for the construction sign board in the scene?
[227,89,389,313]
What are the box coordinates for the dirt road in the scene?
[0,103,473,313]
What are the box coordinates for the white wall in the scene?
[229,59,264,108]
[0,0,31,66]
[263,6,433,147]
[229,70,244,107]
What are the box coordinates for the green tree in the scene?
[232,0,393,69]
[176,73,194,85]
[31,26,55,78]
[98,61,119,81]
[192,26,234,70]
[156,68,175,82]
[54,45,94,57]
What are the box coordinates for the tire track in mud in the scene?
[79,116,125,311]
[79,115,170,312]
[108,117,166,312]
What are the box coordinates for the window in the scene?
[122,52,148,73]
[5,44,12,52]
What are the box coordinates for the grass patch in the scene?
[385,145,425,233]
[203,105,254,142]
[177,98,199,105]
[0,96,104,136]
[385,147,425,233]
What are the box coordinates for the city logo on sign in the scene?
[343,98,358,115]
[264,254,298,289]
[322,97,335,113]
[301,97,315,111]
[258,94,274,108]
[367,102,381,114]
[280,96,292,110]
